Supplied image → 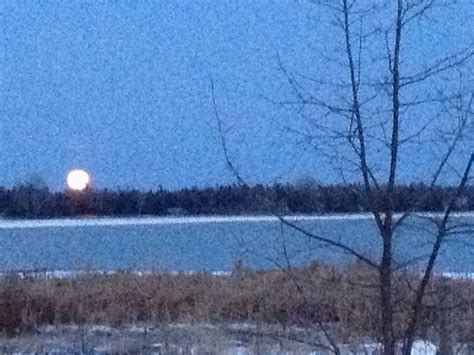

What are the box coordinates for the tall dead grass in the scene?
[0,264,472,345]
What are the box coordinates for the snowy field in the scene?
[0,323,472,354]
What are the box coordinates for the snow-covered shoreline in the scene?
[0,211,473,229]
[2,269,473,281]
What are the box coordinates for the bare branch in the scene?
[275,55,351,115]
[278,216,379,269]
[387,0,403,195]
[210,79,245,185]
[400,50,474,88]
[400,0,437,27]
[342,0,384,231]
[430,93,473,187]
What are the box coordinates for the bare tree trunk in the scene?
[438,281,454,355]
[379,2,403,353]
[380,227,395,355]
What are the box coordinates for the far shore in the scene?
[0,211,473,229]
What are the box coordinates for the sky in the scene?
[0,0,473,190]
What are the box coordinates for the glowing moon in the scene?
[67,169,91,191]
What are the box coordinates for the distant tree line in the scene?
[0,181,472,218]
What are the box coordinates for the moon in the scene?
[67,169,91,191]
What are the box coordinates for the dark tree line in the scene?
[0,182,472,218]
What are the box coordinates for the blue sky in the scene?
[0,0,472,190]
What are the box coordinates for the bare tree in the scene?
[211,1,473,354]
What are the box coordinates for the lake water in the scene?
[0,214,472,273]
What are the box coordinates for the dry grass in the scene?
[0,264,472,345]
